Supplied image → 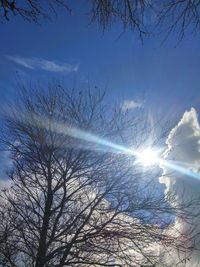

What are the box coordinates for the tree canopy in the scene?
[0,85,197,267]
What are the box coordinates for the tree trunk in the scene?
[35,190,53,267]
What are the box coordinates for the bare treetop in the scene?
[1,0,200,41]
[0,0,70,22]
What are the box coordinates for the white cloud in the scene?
[6,55,79,73]
[159,107,200,266]
[121,99,143,111]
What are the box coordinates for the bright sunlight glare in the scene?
[136,148,160,166]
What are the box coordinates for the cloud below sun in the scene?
[159,107,200,266]
[6,55,79,73]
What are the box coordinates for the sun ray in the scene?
[23,113,200,182]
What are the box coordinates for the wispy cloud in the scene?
[121,99,143,111]
[6,55,79,73]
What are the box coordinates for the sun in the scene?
[136,147,160,166]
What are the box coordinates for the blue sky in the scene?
[1,2,200,230]
[0,3,200,120]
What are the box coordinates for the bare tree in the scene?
[1,0,200,40]
[0,0,151,39]
[89,0,153,39]
[156,0,200,42]
[0,84,198,267]
[0,0,70,22]
[90,0,200,40]
[0,198,20,267]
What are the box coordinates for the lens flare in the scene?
[23,112,200,181]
